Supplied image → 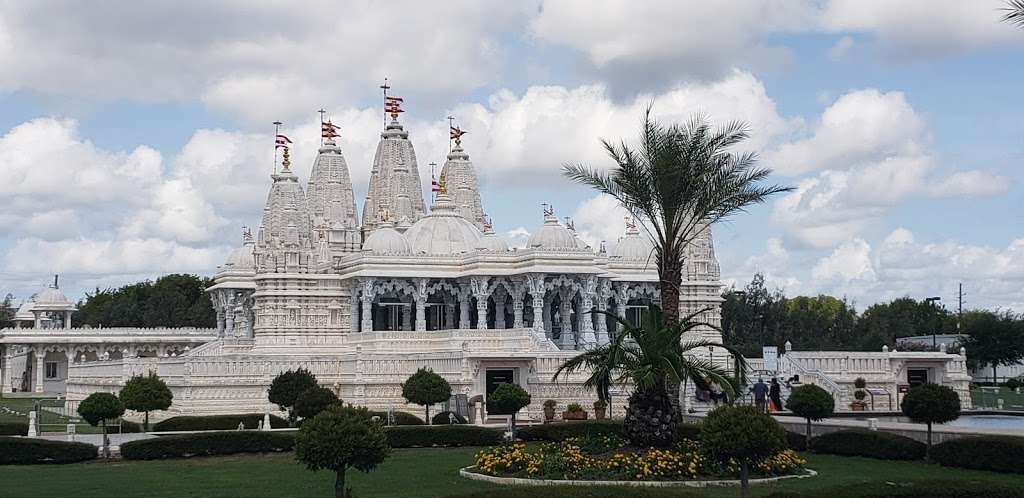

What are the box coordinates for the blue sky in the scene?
[1,0,1022,312]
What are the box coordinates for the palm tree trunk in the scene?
[661,256,683,413]
[335,468,347,498]
[144,411,149,432]
[926,422,932,460]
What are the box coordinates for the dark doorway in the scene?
[907,368,928,387]
[486,369,515,396]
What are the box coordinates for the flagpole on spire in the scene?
[447,115,454,152]
[429,161,438,201]
[318,109,326,146]
[379,77,390,130]
[272,121,282,174]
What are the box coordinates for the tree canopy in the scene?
[700,405,785,497]
[486,383,531,431]
[401,368,451,424]
[961,310,1024,381]
[295,405,390,498]
[901,383,961,453]
[120,371,173,431]
[74,273,216,328]
[786,384,835,443]
[268,368,320,425]
[294,386,340,420]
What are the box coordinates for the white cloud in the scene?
[930,170,1012,197]
[5,237,226,275]
[570,195,630,249]
[812,238,877,283]
[829,36,855,59]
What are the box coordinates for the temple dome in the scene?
[475,224,509,252]
[224,238,256,270]
[35,286,70,306]
[612,223,654,262]
[362,221,412,255]
[403,193,482,255]
[14,301,36,321]
[527,212,578,250]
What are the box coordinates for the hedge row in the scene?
[0,437,97,465]
[517,420,624,441]
[369,411,424,426]
[931,436,1024,474]
[0,422,28,436]
[121,431,295,460]
[152,414,289,432]
[386,426,501,448]
[809,430,926,460]
[766,480,1024,498]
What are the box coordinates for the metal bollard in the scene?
[867,418,878,431]
[66,424,76,442]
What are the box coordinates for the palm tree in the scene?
[554,306,747,447]
[564,108,789,329]
[1003,0,1024,27]
[563,107,789,411]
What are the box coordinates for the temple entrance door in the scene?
[907,368,929,387]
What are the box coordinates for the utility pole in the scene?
[957,283,964,330]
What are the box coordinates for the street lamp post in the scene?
[924,296,941,349]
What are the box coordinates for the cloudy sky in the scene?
[1,1,1022,312]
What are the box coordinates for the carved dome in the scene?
[475,224,509,252]
[526,211,578,250]
[403,193,482,255]
[14,301,37,321]
[35,286,70,306]
[224,236,256,270]
[612,223,654,262]
[363,221,412,255]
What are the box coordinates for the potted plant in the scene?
[851,377,868,411]
[542,400,557,423]
[593,399,608,420]
[562,402,588,421]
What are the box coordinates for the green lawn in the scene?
[0,394,125,434]
[0,447,1021,498]
[971,386,1024,410]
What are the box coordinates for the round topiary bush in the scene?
[78,392,125,458]
[786,384,834,443]
[268,368,319,426]
[901,383,961,453]
[401,368,452,425]
[487,383,531,435]
[294,386,340,420]
[701,404,786,496]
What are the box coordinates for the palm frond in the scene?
[1003,0,1024,27]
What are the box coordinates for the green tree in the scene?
[295,405,391,498]
[268,368,319,426]
[294,386,340,420]
[0,293,15,329]
[554,306,747,448]
[401,368,451,425]
[701,404,785,498]
[721,274,787,357]
[961,310,1024,383]
[486,383,531,436]
[855,298,956,351]
[901,383,961,456]
[77,392,125,458]
[786,384,834,443]
[119,371,173,431]
[75,274,216,328]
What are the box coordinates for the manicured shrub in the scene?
[0,422,29,436]
[152,414,289,432]
[486,383,531,435]
[0,437,97,465]
[296,405,390,498]
[367,410,424,426]
[701,405,786,496]
[431,411,467,425]
[786,384,834,443]
[809,429,925,460]
[517,420,623,442]
[120,431,296,460]
[119,371,173,431]
[401,368,451,425]
[385,425,502,448]
[931,435,1024,474]
[672,422,702,441]
[119,420,144,433]
[268,368,319,426]
[901,383,961,454]
[294,386,340,420]
[785,431,808,451]
[1005,378,1021,390]
[78,391,125,458]
[765,480,1024,498]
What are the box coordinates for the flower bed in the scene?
[471,435,806,483]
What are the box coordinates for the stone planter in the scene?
[850,402,867,411]
[543,407,555,423]
[562,410,588,421]
[593,403,607,420]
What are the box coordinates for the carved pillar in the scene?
[459,294,471,330]
[401,298,412,331]
[471,277,490,330]
[414,279,428,332]
[216,306,226,337]
[34,351,45,393]
[526,274,546,336]
[494,287,507,329]
[580,277,597,347]
[596,283,610,345]
[64,310,72,329]
[360,279,375,332]
[33,311,41,329]
[512,282,525,329]
[559,291,574,349]
[1,348,11,393]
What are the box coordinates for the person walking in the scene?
[769,378,784,412]
[752,378,769,413]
